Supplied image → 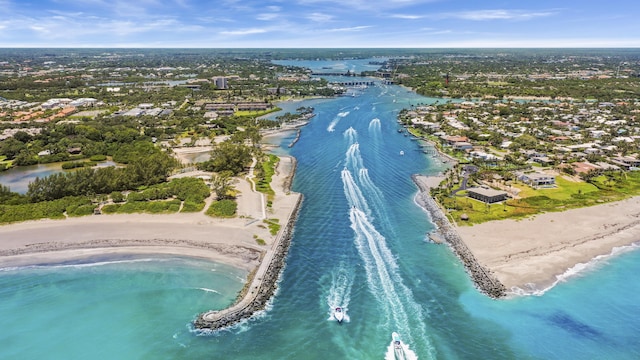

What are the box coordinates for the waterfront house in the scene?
[517,172,556,188]
[466,186,509,204]
[453,141,473,151]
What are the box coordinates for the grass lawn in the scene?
[446,195,537,225]
[445,172,640,225]
[514,176,599,200]
[234,107,280,117]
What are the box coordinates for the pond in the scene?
[0,161,116,194]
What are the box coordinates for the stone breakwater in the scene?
[412,174,506,298]
[288,129,301,148]
[194,194,304,330]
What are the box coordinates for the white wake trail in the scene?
[341,142,435,358]
[369,118,381,132]
[326,265,354,322]
[327,111,350,132]
[345,143,364,172]
[341,168,371,216]
[343,127,358,144]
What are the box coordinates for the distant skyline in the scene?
[1,0,639,48]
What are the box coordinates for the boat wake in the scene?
[369,118,381,132]
[385,332,418,360]
[327,111,350,132]
[197,287,221,295]
[343,126,357,144]
[326,265,353,323]
[340,128,435,358]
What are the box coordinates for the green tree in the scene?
[211,171,234,200]
[199,142,252,175]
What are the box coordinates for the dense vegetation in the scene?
[206,199,237,218]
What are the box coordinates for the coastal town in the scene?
[399,98,640,222]
[1,48,640,344]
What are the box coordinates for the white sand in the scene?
[456,196,640,291]
[0,155,301,272]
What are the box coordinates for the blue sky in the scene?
[0,0,639,47]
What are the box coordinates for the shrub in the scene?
[263,218,281,235]
[126,192,146,202]
[61,161,87,169]
[101,204,121,214]
[89,155,107,162]
[67,204,96,217]
[206,199,237,218]
[181,200,205,212]
[110,191,125,203]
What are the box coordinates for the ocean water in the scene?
[1,59,640,359]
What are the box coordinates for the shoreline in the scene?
[412,174,507,298]
[457,196,640,294]
[194,194,303,330]
[0,153,302,312]
[413,174,640,296]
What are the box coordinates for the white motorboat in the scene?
[399,150,404,156]
[333,307,345,323]
[392,332,406,360]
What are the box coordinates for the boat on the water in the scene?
[399,150,404,156]
[333,307,345,323]
[392,332,407,360]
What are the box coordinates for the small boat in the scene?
[392,332,406,360]
[399,151,404,156]
[334,307,345,323]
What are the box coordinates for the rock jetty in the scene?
[412,174,506,298]
[194,194,304,330]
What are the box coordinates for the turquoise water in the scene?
[1,59,640,359]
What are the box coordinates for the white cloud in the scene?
[29,25,49,33]
[327,25,373,32]
[257,13,279,21]
[219,28,268,36]
[390,14,423,20]
[297,0,438,11]
[439,9,556,21]
[307,12,333,22]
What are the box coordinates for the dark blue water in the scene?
[1,60,639,359]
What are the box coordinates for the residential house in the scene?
[518,172,556,188]
[466,186,509,204]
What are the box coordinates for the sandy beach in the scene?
[456,196,640,293]
[0,155,301,273]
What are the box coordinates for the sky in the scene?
[0,0,639,48]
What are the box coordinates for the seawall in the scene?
[412,174,506,298]
[194,193,304,330]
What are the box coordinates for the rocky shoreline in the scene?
[194,193,304,331]
[412,174,506,298]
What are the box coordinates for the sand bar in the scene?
[456,196,640,293]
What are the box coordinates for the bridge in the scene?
[311,72,358,76]
[331,81,375,86]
